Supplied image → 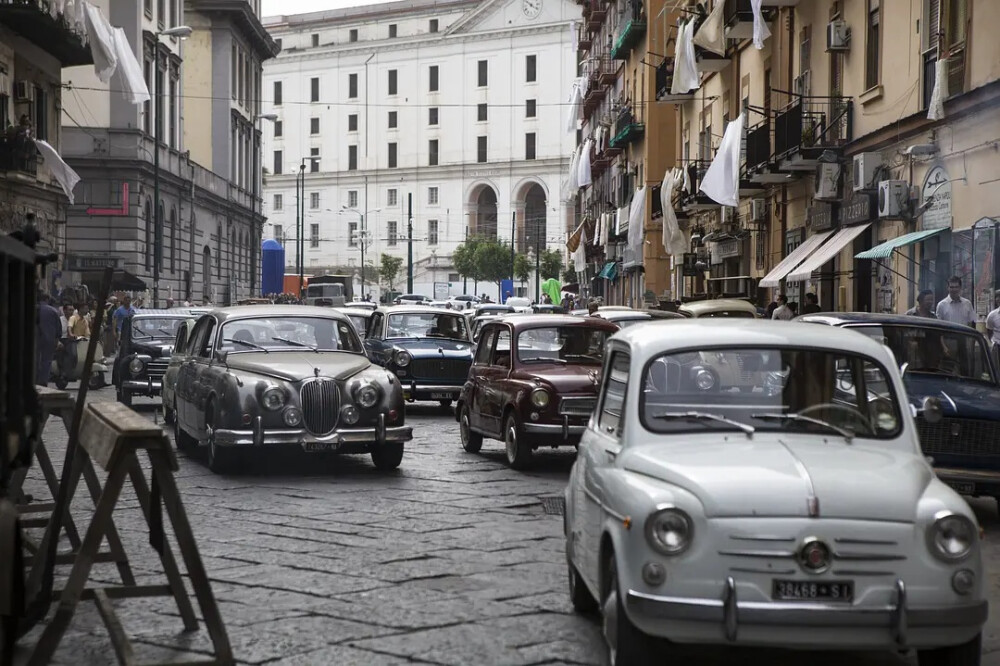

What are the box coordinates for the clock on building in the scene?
[522,0,542,19]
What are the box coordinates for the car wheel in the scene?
[371,443,404,470]
[918,634,981,666]
[459,405,483,453]
[603,554,656,666]
[173,416,197,453]
[117,388,132,407]
[569,561,598,614]
[504,412,531,470]
[205,402,235,474]
[438,399,453,409]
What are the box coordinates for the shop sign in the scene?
[682,252,699,276]
[65,254,125,271]
[808,202,836,232]
[713,238,741,261]
[921,165,952,231]
[838,192,876,226]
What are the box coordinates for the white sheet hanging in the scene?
[693,0,725,56]
[628,187,646,260]
[616,205,629,236]
[593,214,602,246]
[661,169,687,257]
[577,139,593,188]
[565,76,587,134]
[682,164,691,194]
[573,227,588,273]
[34,140,81,204]
[927,58,949,121]
[112,28,151,105]
[83,2,117,83]
[671,20,700,95]
[602,212,611,247]
[699,114,745,207]
[750,0,771,50]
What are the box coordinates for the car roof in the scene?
[490,313,620,332]
[679,298,757,315]
[797,311,984,334]
[374,305,467,314]
[333,307,373,317]
[209,305,353,322]
[131,308,201,318]
[614,319,894,361]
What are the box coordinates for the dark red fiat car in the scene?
[457,315,619,469]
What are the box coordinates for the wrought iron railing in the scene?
[0,134,38,175]
[773,95,853,160]
[745,120,771,173]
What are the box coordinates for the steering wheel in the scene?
[798,402,872,432]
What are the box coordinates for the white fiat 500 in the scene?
[564,321,987,666]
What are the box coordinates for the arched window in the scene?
[144,199,153,271]
[170,206,177,272]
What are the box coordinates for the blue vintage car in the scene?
[800,312,1000,506]
[363,306,473,407]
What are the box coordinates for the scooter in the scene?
[50,337,109,390]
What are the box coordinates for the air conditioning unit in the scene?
[853,152,882,191]
[751,199,767,222]
[826,19,850,52]
[720,206,734,224]
[793,71,811,97]
[13,81,33,102]
[815,162,841,201]
[878,180,910,218]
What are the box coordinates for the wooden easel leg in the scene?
[33,442,82,549]
[81,455,136,586]
[148,450,234,665]
[26,460,130,666]
[126,455,198,632]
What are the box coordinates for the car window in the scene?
[847,324,996,384]
[133,317,183,340]
[189,317,216,358]
[475,327,496,365]
[516,326,608,365]
[598,351,630,437]
[386,312,468,341]
[173,323,190,354]
[493,329,511,368]
[368,312,383,339]
[218,316,363,353]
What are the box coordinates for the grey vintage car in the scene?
[172,305,412,473]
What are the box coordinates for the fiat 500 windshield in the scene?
[132,318,183,339]
[218,317,362,353]
[849,324,995,383]
[386,313,468,340]
[641,347,902,439]
[516,326,608,364]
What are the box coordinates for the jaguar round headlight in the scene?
[282,406,302,427]
[694,368,715,391]
[645,508,693,556]
[928,512,976,562]
[262,386,286,411]
[356,383,380,408]
[530,388,550,408]
[394,351,411,367]
[341,404,360,425]
[128,357,145,376]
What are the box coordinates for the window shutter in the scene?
[923,0,940,54]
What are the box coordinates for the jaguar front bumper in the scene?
[121,378,163,396]
[215,414,413,450]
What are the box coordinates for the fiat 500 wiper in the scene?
[271,336,318,352]
[223,338,268,352]
[751,413,854,442]
[653,411,755,437]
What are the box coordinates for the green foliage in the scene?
[540,249,563,280]
[513,253,532,285]
[452,236,485,282]
[473,239,511,286]
[378,254,403,291]
[562,267,577,283]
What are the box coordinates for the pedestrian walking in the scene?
[36,293,62,386]
[906,289,938,318]
[771,294,793,320]
[113,295,137,348]
[985,291,1000,367]
[936,276,977,327]
[800,293,821,315]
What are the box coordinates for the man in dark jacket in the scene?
[36,293,62,386]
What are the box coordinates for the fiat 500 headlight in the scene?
[355,383,381,408]
[530,388,550,408]
[128,357,145,376]
[645,508,693,556]
[261,386,286,411]
[928,511,976,562]
[394,351,411,367]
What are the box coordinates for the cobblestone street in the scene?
[10,389,1000,665]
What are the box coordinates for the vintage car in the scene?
[458,315,619,468]
[161,317,199,424]
[593,309,685,329]
[678,298,759,318]
[363,305,473,406]
[334,307,374,340]
[564,320,986,665]
[113,309,201,407]
[800,312,1000,507]
[172,305,413,473]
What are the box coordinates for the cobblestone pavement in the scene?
[9,387,1000,665]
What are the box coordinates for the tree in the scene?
[453,236,486,294]
[473,238,512,300]
[379,254,403,293]
[562,267,577,284]
[540,249,563,280]
[513,253,531,287]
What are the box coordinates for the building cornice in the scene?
[264,0,478,29]
[186,0,280,59]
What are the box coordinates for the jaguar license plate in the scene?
[302,441,335,453]
[947,481,975,494]
[772,580,853,602]
[430,392,453,400]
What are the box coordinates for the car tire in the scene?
[438,399,453,409]
[205,402,235,474]
[917,634,982,666]
[459,405,483,453]
[569,562,599,614]
[163,403,176,425]
[117,388,132,407]
[371,443,404,470]
[603,554,657,666]
[174,417,197,453]
[504,412,531,470]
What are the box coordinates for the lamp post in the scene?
[152,25,192,308]
[340,206,382,299]
[297,162,305,298]
[251,113,277,296]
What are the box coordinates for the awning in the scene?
[786,223,872,282]
[83,269,147,291]
[758,230,834,288]
[598,261,618,280]
[854,227,948,260]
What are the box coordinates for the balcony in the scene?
[695,48,730,74]
[773,95,853,173]
[609,107,644,149]
[0,131,38,176]
[0,0,92,67]
[724,0,774,41]
[681,161,718,213]
[745,119,792,185]
[655,59,695,104]
[610,1,645,60]
[584,0,607,32]
[578,23,592,50]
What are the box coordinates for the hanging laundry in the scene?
[671,20,700,95]
[84,2,118,82]
[577,139,593,188]
[593,214,602,246]
[661,169,687,257]
[750,0,771,50]
[699,114,745,207]
[682,163,691,194]
[601,211,611,247]
[565,76,587,133]
[693,0,725,56]
[112,28,151,105]
[34,140,81,204]
[573,227,588,273]
[628,186,646,261]
[566,145,580,195]
[927,58,949,121]
[566,221,585,253]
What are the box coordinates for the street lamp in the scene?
[339,206,381,298]
[251,113,277,296]
[151,25,192,308]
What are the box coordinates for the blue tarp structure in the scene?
[261,239,285,295]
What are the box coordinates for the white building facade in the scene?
[262,0,580,300]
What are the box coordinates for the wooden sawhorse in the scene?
[27,401,233,666]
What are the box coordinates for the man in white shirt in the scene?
[985,292,1000,358]
[936,276,977,328]
[771,294,793,320]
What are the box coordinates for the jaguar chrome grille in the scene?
[918,416,1000,458]
[559,396,597,416]
[299,378,340,435]
[146,359,169,379]
[410,358,469,382]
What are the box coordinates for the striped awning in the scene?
[786,224,871,283]
[758,230,834,288]
[855,227,948,260]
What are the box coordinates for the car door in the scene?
[177,316,214,431]
[468,326,498,431]
[164,321,192,406]
[363,312,385,363]
[478,325,511,437]
[577,345,631,587]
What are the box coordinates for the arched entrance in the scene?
[470,185,498,238]
[523,184,546,253]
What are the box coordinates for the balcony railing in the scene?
[0,132,38,176]
[0,0,92,66]
[584,0,607,31]
[610,106,644,148]
[655,59,695,103]
[724,0,774,41]
[745,119,771,176]
[773,95,853,171]
[610,0,645,60]
[682,160,717,211]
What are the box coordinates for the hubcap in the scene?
[505,424,517,463]
[603,570,619,662]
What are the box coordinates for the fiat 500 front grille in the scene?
[410,358,469,382]
[918,416,1000,458]
[300,378,340,435]
[559,396,597,416]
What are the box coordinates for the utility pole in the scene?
[298,162,305,299]
[359,212,365,297]
[509,211,515,283]
[535,233,541,303]
[406,192,413,293]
